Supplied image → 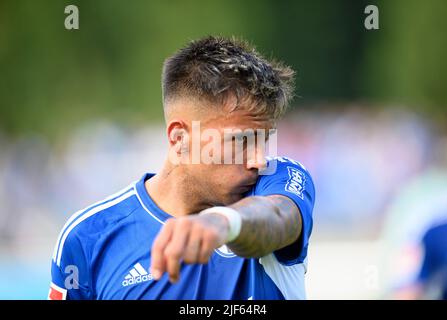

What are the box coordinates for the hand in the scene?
[150,213,229,283]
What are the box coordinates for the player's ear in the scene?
[167,119,190,156]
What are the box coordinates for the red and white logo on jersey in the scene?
[48,282,67,300]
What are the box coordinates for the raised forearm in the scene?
[227,195,302,258]
[150,195,302,283]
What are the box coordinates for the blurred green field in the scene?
[1,0,447,141]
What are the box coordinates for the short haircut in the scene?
[162,36,295,120]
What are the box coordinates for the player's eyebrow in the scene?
[224,129,274,142]
[236,131,255,139]
[224,131,255,141]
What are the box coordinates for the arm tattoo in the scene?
[227,195,302,258]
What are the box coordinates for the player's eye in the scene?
[231,136,245,143]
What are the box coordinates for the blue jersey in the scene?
[49,157,315,300]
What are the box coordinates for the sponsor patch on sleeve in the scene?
[48,282,67,300]
[285,166,306,200]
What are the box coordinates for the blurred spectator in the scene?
[279,108,432,236]
[416,220,447,299]
[379,136,447,299]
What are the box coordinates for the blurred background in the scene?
[1,0,447,299]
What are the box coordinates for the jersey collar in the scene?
[135,173,174,224]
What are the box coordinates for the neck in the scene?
[145,160,211,217]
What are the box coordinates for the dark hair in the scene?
[162,36,295,120]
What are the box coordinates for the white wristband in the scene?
[200,206,242,243]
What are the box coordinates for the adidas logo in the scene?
[122,263,153,287]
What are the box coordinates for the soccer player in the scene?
[49,36,316,300]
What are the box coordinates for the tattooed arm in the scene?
[227,195,302,258]
[150,195,302,282]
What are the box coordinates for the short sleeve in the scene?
[252,156,316,265]
[49,229,92,300]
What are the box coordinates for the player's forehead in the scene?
[221,110,274,131]
[205,98,276,131]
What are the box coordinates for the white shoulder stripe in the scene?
[133,183,165,225]
[52,183,136,262]
[54,188,136,266]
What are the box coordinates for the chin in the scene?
[222,193,244,206]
